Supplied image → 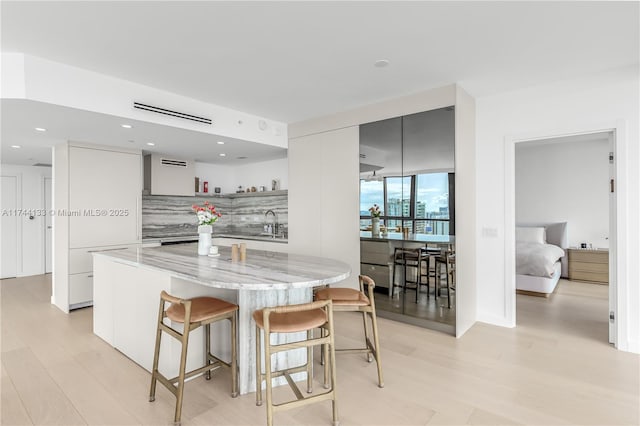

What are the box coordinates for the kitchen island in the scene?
[360,232,455,292]
[92,244,350,394]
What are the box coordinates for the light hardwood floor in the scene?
[1,275,638,425]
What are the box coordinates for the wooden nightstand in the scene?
[568,248,609,284]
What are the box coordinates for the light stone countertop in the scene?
[142,233,288,244]
[93,243,350,290]
[360,231,455,244]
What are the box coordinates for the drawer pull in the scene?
[87,274,94,278]
[88,247,126,253]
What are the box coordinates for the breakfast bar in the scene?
[92,243,350,395]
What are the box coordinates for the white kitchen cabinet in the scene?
[69,147,140,247]
[69,272,94,307]
[144,154,195,196]
[53,142,142,312]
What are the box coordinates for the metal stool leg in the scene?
[204,323,212,380]
[230,314,238,397]
[255,324,263,406]
[327,308,339,426]
[264,330,274,426]
[362,311,372,362]
[369,310,384,388]
[148,299,164,403]
[174,322,191,426]
[306,329,313,393]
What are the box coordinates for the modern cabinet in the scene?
[359,106,457,329]
[53,142,142,312]
[360,241,392,290]
[144,154,195,196]
[568,248,609,284]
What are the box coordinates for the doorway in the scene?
[44,177,52,274]
[1,176,18,279]
[511,131,616,345]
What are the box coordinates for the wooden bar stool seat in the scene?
[253,308,328,332]
[315,275,384,388]
[254,300,338,426]
[166,296,238,322]
[149,291,239,426]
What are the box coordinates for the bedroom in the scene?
[514,131,612,344]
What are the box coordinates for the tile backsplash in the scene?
[142,192,288,239]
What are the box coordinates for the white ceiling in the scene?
[0,100,286,166]
[516,131,612,149]
[1,2,638,166]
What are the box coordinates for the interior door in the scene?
[1,176,18,279]
[608,133,616,345]
[45,177,53,273]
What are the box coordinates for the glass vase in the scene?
[372,217,380,238]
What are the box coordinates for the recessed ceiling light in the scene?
[11,145,21,149]
[146,142,155,146]
[219,153,226,157]
[35,127,47,132]
[121,124,133,129]
[374,59,390,68]
[217,141,225,145]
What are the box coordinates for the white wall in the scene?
[0,164,52,277]
[288,127,360,289]
[288,85,474,315]
[194,157,288,195]
[454,86,477,338]
[515,137,610,248]
[3,53,287,148]
[476,65,639,353]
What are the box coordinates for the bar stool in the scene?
[435,249,456,308]
[254,300,338,426]
[149,291,239,426]
[419,246,440,299]
[315,275,384,387]
[391,247,426,302]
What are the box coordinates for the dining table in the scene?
[92,243,351,394]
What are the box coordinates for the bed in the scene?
[515,222,567,297]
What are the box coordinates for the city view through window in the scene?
[360,172,450,235]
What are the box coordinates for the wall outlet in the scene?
[482,227,498,238]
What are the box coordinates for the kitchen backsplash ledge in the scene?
[142,192,288,239]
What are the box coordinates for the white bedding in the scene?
[516,262,562,294]
[516,241,565,278]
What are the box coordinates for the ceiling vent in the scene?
[161,158,188,168]
[133,102,212,125]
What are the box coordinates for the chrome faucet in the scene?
[264,209,278,237]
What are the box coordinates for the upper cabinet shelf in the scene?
[194,189,288,198]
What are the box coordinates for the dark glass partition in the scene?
[359,106,455,334]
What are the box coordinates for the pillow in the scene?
[516,226,546,244]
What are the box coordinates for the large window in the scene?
[360,172,452,235]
